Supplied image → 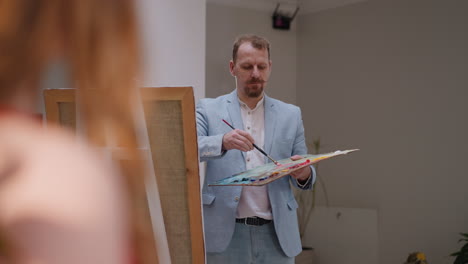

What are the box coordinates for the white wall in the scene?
[42,0,206,110]
[138,0,206,102]
[206,3,297,104]
[297,0,468,263]
[306,207,379,264]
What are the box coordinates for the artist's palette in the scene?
[208,149,359,186]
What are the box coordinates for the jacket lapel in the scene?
[226,90,246,160]
[226,90,244,130]
[264,94,277,161]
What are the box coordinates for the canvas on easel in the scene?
[43,88,76,130]
[140,87,204,264]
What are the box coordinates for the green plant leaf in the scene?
[452,234,468,264]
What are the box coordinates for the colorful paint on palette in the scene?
[208,150,359,187]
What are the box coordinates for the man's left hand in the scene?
[289,155,311,182]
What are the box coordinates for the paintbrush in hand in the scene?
[222,119,280,165]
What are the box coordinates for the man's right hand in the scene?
[222,129,255,152]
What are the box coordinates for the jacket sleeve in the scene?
[196,99,227,162]
[290,107,316,190]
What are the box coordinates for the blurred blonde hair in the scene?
[0,0,151,262]
[0,0,140,146]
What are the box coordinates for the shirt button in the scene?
[247,158,250,162]
[248,112,251,115]
[234,196,239,202]
[247,126,250,130]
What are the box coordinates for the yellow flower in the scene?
[416,252,426,261]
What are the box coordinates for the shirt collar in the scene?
[237,95,265,111]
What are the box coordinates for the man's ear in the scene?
[229,60,235,76]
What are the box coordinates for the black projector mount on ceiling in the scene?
[272,3,299,30]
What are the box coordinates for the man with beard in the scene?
[197,34,315,264]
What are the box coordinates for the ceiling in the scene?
[206,0,369,14]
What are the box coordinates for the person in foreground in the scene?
[0,0,145,263]
[197,34,316,264]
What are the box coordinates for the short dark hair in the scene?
[232,34,270,63]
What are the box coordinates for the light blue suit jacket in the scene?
[196,90,315,257]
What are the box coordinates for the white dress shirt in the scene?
[236,96,273,220]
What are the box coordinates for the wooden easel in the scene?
[44,87,204,264]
